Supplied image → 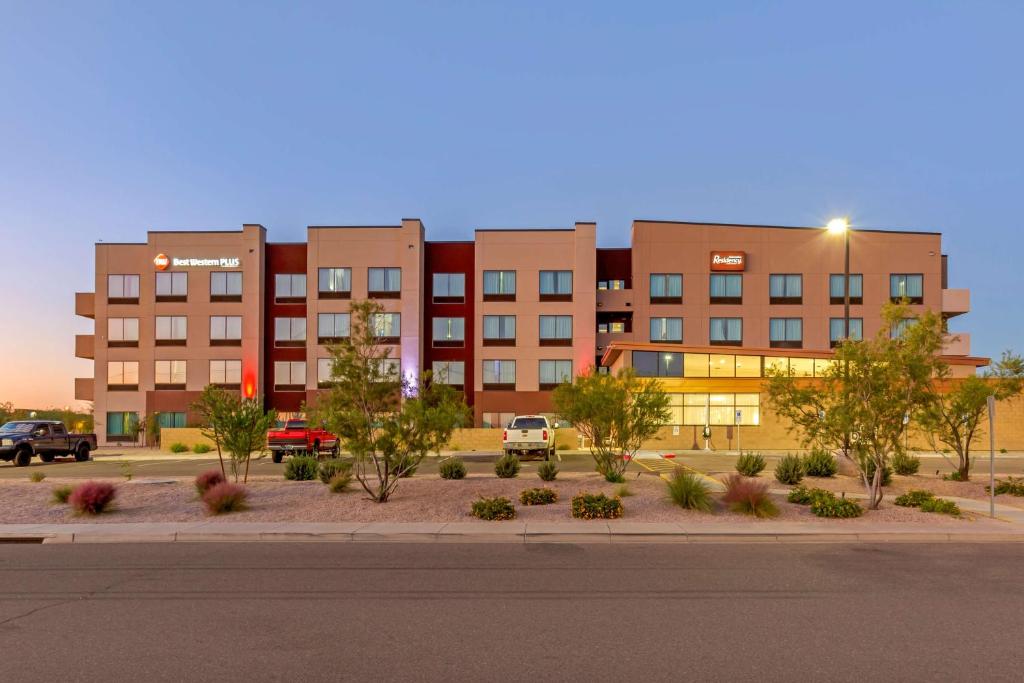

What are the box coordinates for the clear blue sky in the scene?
[1,1,1021,407]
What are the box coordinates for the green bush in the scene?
[735,452,766,477]
[284,455,319,481]
[722,474,778,518]
[942,470,965,482]
[495,454,520,479]
[811,495,863,518]
[990,476,1024,496]
[192,443,212,454]
[774,454,805,485]
[519,487,558,505]
[602,471,626,484]
[571,492,624,519]
[388,453,419,478]
[328,472,352,493]
[537,461,559,482]
[894,490,935,507]
[439,457,467,480]
[891,452,920,476]
[51,485,73,504]
[318,458,352,484]
[471,496,516,520]
[920,498,961,516]
[865,460,893,486]
[665,470,713,512]
[787,485,834,506]
[29,471,45,483]
[803,448,838,477]
[169,442,189,453]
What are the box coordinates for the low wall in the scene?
[160,428,215,451]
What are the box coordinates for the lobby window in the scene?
[539,270,573,301]
[709,274,742,304]
[890,273,924,304]
[274,361,306,391]
[275,274,306,303]
[891,317,916,339]
[649,317,683,343]
[769,318,803,349]
[769,274,802,304]
[632,351,683,378]
[433,273,465,303]
[598,280,626,290]
[432,360,465,387]
[318,313,350,344]
[106,411,139,439]
[107,274,140,304]
[482,315,516,346]
[482,412,516,429]
[539,315,573,346]
[209,359,241,388]
[735,355,762,378]
[829,318,864,347]
[482,359,516,389]
[155,272,187,302]
[274,317,307,347]
[675,393,760,427]
[154,360,186,389]
[317,358,337,388]
[156,412,186,429]
[482,270,516,301]
[210,316,242,346]
[370,313,401,343]
[539,360,573,389]
[368,267,401,298]
[829,273,863,305]
[210,271,242,302]
[107,361,139,391]
[432,317,466,347]
[710,317,742,346]
[155,316,187,346]
[649,273,683,304]
[107,318,139,348]
[318,267,352,299]
[371,358,400,382]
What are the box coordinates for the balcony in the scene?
[942,288,970,317]
[75,377,94,402]
[942,333,971,357]
[596,288,633,311]
[75,292,95,319]
[75,334,94,359]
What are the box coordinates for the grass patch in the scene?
[471,496,515,520]
[665,470,712,512]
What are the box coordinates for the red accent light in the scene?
[244,380,255,399]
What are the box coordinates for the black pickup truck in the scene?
[0,420,97,467]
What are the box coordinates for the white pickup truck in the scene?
[502,415,556,460]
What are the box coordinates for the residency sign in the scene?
[710,251,745,271]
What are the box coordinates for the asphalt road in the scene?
[0,543,1021,682]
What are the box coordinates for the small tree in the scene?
[126,412,143,446]
[918,351,1024,481]
[145,412,162,448]
[193,385,238,479]
[220,398,277,483]
[552,367,670,482]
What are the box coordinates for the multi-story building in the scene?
[75,218,979,446]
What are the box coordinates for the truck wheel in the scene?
[14,448,32,467]
[272,451,283,464]
[39,453,56,463]
[74,443,90,462]
[312,440,321,459]
[329,444,339,458]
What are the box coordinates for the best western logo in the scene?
[153,254,170,270]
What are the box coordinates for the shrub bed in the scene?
[192,443,212,454]
[891,452,920,475]
[471,496,516,520]
[920,498,961,516]
[318,459,352,484]
[284,455,319,481]
[774,454,805,485]
[202,482,248,514]
[810,495,863,518]
[894,490,935,507]
[439,457,467,480]
[169,442,189,453]
[328,472,352,493]
[519,488,558,506]
[666,470,712,512]
[51,485,73,505]
[537,461,559,482]
[735,452,766,477]
[194,469,226,495]
[69,481,117,515]
[723,474,777,518]
[494,454,520,479]
[990,476,1024,496]
[570,492,623,519]
[803,449,838,477]
[787,485,833,506]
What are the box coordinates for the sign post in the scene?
[988,395,996,518]
[735,409,742,454]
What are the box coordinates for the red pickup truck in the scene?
[267,419,339,463]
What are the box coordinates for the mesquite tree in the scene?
[193,386,276,482]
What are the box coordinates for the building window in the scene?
[107,274,140,304]
[649,317,683,343]
[317,313,350,344]
[209,359,241,388]
[370,313,401,343]
[107,318,139,347]
[155,272,187,302]
[431,361,465,387]
[709,274,742,304]
[829,273,863,305]
[106,411,139,439]
[829,318,864,347]
[371,358,400,381]
[539,360,573,389]
[539,270,572,301]
[482,270,516,301]
[891,318,916,339]
[432,317,465,347]
[433,273,465,303]
[318,268,352,299]
[671,393,760,427]
[539,315,573,346]
[210,271,242,302]
[482,315,516,346]
[107,361,139,391]
[482,359,516,389]
[368,267,401,298]
[710,317,742,345]
[155,316,187,346]
[156,412,186,429]
[482,412,516,429]
[769,274,802,304]
[632,351,682,377]
[274,361,306,391]
[275,274,306,303]
[210,316,242,346]
[317,358,337,388]
[890,273,924,304]
[599,321,626,334]
[274,317,307,347]
[155,360,187,389]
[650,273,683,304]
[769,318,803,349]
[598,280,626,290]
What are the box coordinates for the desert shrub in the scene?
[722,474,778,518]
[666,470,713,512]
[787,485,834,506]
[865,460,894,486]
[318,458,352,484]
[388,453,419,478]
[602,470,627,484]
[571,492,624,519]
[811,495,863,518]
[615,484,634,497]
[202,482,249,514]
[169,442,189,453]
[471,496,516,520]
[942,470,965,482]
[537,461,559,482]
[192,443,212,454]
[774,454,805,485]
[194,469,226,495]
[894,490,935,507]
[735,452,766,477]
[803,448,838,477]
[519,487,558,505]
[891,452,920,476]
[29,471,46,483]
[920,497,961,516]
[328,472,352,493]
[284,455,319,481]
[69,481,117,515]
[439,457,467,480]
[495,454,521,479]
[51,485,73,504]
[990,476,1024,496]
